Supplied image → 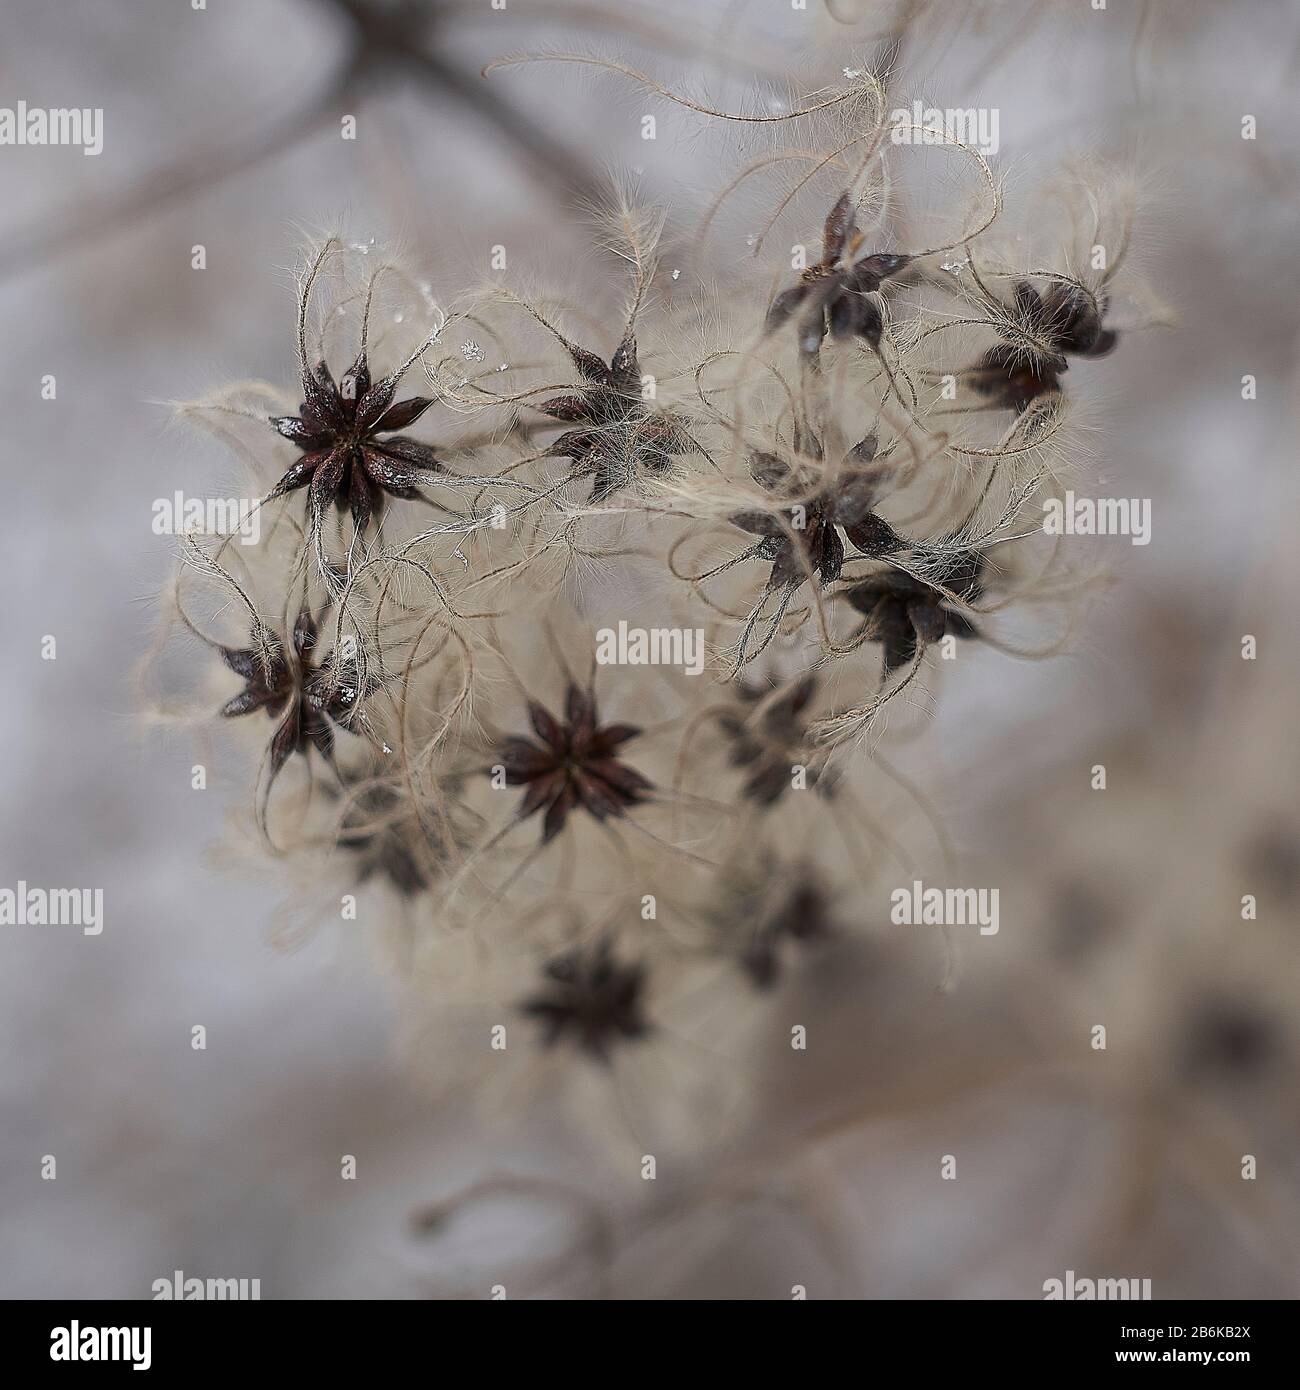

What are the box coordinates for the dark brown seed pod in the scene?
[218,604,371,793]
[730,435,907,592]
[765,192,911,354]
[719,674,834,808]
[520,938,650,1060]
[535,332,694,503]
[843,551,986,672]
[497,684,652,843]
[268,346,444,534]
[967,278,1118,413]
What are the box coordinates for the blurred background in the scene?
[1,0,1297,1298]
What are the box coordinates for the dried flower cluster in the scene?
[148,60,1165,1136]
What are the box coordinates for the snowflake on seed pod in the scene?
[730,435,906,592]
[497,685,653,844]
[969,278,1118,414]
[534,332,694,503]
[267,346,443,535]
[519,938,650,1061]
[765,192,911,354]
[843,549,986,673]
[218,605,371,790]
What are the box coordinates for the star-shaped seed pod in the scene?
[267,346,443,535]
[843,551,985,672]
[742,878,835,989]
[218,605,369,791]
[336,781,431,897]
[534,332,693,503]
[730,436,906,591]
[718,674,832,807]
[497,684,652,844]
[520,938,650,1061]
[969,279,1118,413]
[701,858,835,987]
[765,192,911,354]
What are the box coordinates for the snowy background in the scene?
[1,0,1297,1298]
